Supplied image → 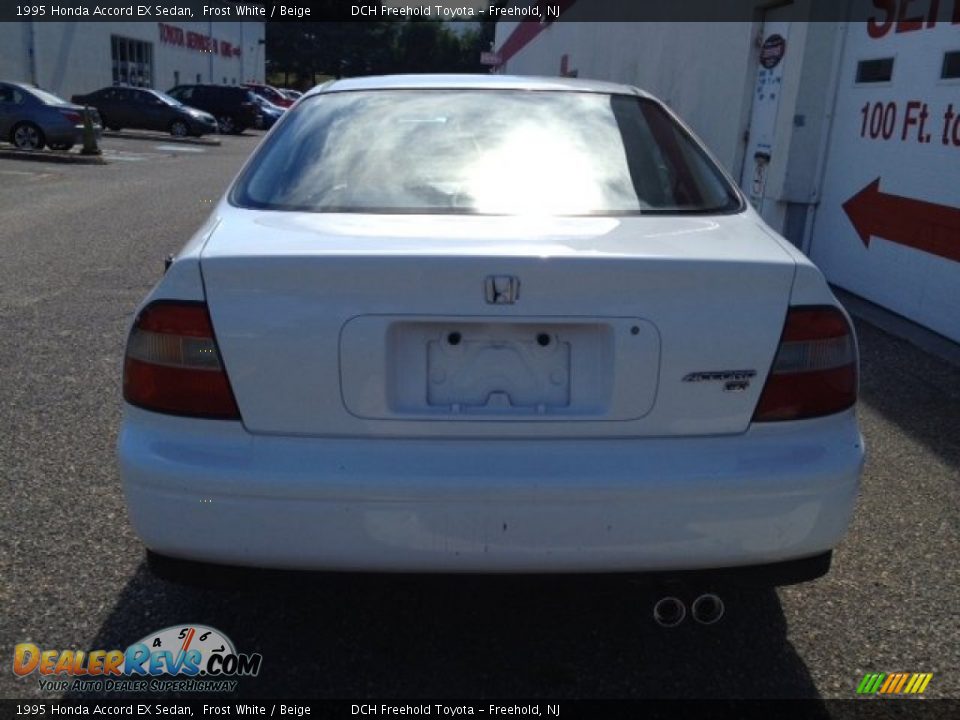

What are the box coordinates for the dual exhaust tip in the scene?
[653,593,724,627]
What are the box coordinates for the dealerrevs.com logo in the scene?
[13,625,262,693]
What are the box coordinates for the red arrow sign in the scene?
[842,178,960,264]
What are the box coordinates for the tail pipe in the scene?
[652,596,686,628]
[691,593,725,625]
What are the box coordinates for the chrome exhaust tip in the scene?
[652,596,686,627]
[691,593,725,625]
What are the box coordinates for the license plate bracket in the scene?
[426,326,571,413]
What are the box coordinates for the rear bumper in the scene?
[45,125,100,146]
[147,549,835,588]
[118,407,864,575]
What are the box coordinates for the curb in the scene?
[102,131,221,146]
[0,148,108,165]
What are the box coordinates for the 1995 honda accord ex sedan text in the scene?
[118,75,865,592]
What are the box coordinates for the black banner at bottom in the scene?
[2,700,960,720]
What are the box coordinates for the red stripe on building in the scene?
[495,1,577,66]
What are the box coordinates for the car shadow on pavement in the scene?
[855,320,960,471]
[70,566,829,704]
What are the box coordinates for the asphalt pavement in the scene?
[0,133,958,701]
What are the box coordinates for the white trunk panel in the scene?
[200,209,797,437]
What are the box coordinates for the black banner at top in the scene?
[4,0,960,23]
[2,699,960,720]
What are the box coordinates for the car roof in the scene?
[2,81,70,103]
[306,74,650,98]
[3,80,40,93]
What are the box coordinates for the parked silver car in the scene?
[0,81,102,151]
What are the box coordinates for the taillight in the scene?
[123,301,241,419]
[60,109,83,125]
[753,306,857,422]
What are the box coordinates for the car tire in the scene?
[169,120,190,138]
[11,122,45,150]
[216,115,236,134]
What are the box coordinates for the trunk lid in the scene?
[200,209,796,438]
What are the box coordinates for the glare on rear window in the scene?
[230,90,742,216]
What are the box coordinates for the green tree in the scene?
[266,20,497,85]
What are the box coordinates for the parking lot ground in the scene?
[0,147,107,165]
[101,129,222,146]
[0,133,958,700]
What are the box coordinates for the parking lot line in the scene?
[153,144,206,153]
[0,168,55,180]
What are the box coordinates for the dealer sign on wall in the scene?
[809,6,960,342]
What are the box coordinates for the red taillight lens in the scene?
[123,301,241,420]
[60,110,83,125]
[753,306,858,422]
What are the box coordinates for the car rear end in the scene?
[232,88,261,131]
[251,96,284,129]
[46,103,101,145]
[17,84,100,148]
[244,82,294,108]
[118,77,864,579]
[180,106,218,136]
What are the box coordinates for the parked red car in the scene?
[241,83,293,108]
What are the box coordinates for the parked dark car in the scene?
[71,86,217,137]
[166,84,260,134]
[252,94,284,130]
[0,81,101,151]
[242,82,294,108]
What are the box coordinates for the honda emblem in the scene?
[485,276,520,304]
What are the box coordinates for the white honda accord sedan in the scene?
[119,75,864,584]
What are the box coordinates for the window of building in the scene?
[111,35,153,87]
[856,58,894,84]
[943,51,960,80]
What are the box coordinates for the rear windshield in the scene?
[149,90,182,106]
[230,90,742,216]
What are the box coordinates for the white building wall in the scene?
[0,22,264,99]
[809,20,960,342]
[0,24,31,82]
